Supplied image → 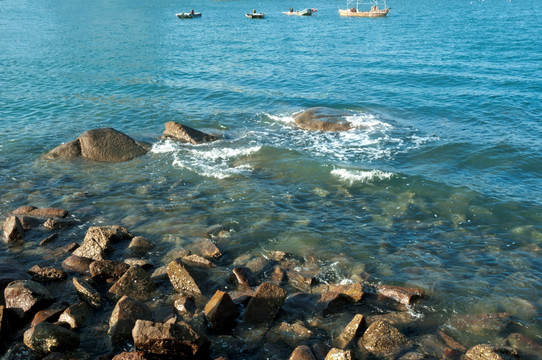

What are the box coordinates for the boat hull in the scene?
[283,9,314,16]
[176,13,202,19]
[338,8,389,17]
[246,13,265,19]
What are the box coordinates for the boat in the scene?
[282,8,317,16]
[246,12,265,19]
[176,12,202,19]
[339,0,390,17]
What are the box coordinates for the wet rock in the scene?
[464,344,519,360]
[244,282,287,323]
[42,128,148,162]
[182,253,214,268]
[163,121,219,144]
[317,292,345,316]
[377,285,425,305]
[19,216,44,230]
[398,352,427,360]
[174,295,197,316]
[39,233,58,246]
[313,283,364,303]
[506,333,542,359]
[289,345,317,360]
[282,292,319,319]
[127,236,154,256]
[272,265,286,285]
[416,334,447,358]
[124,258,154,269]
[449,312,511,334]
[3,216,24,245]
[4,280,55,319]
[150,265,169,282]
[132,319,210,358]
[311,342,329,360]
[58,302,90,329]
[43,218,75,230]
[332,314,366,349]
[2,342,41,360]
[442,347,464,360]
[167,260,203,296]
[112,351,152,360]
[89,260,130,282]
[12,206,68,218]
[192,238,222,259]
[293,107,353,132]
[287,271,315,292]
[23,322,80,354]
[230,266,256,288]
[0,305,4,340]
[72,225,132,261]
[72,277,102,308]
[41,352,83,360]
[28,265,67,282]
[270,321,313,348]
[324,348,352,360]
[109,295,152,345]
[61,255,92,274]
[204,290,238,332]
[438,329,466,351]
[108,265,158,302]
[31,302,69,327]
[359,320,412,358]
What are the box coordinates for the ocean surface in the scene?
[1,0,541,355]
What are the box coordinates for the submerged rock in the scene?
[244,282,287,323]
[72,225,132,261]
[293,107,354,132]
[109,295,152,345]
[464,344,519,360]
[42,128,148,162]
[23,322,80,354]
[163,121,219,144]
[377,285,425,305]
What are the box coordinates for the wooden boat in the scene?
[339,0,390,17]
[246,12,265,19]
[176,12,202,19]
[282,8,317,16]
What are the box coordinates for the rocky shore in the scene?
[1,205,541,360]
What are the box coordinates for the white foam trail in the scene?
[150,139,179,154]
[331,168,395,185]
[266,113,295,124]
[186,146,261,161]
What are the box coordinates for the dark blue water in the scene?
[1,0,541,350]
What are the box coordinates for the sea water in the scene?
[1,0,541,354]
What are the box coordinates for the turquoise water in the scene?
[1,0,542,351]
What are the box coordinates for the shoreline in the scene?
[1,206,540,359]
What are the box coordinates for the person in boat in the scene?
[252,9,257,14]
[350,7,357,12]
[189,9,195,15]
[289,7,294,13]
[370,5,379,12]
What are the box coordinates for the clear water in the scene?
[1,0,541,353]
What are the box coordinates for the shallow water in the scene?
[1,0,542,354]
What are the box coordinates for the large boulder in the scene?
[204,290,238,332]
[464,344,519,360]
[359,320,412,358]
[243,282,287,323]
[163,121,218,144]
[3,216,24,245]
[109,295,152,345]
[72,225,132,261]
[42,128,148,162]
[167,260,203,296]
[23,322,80,354]
[293,107,353,132]
[4,280,55,319]
[108,265,158,302]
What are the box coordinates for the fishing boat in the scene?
[246,12,265,19]
[282,8,317,16]
[176,11,202,19]
[339,0,390,17]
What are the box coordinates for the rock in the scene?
[4,280,55,319]
[230,266,256,288]
[449,312,511,334]
[313,283,364,303]
[271,321,313,348]
[324,348,353,360]
[72,225,132,261]
[19,216,44,230]
[61,255,93,274]
[204,290,238,332]
[112,352,152,360]
[244,282,287,323]
[174,296,197,316]
[28,265,67,282]
[39,233,58,246]
[23,322,80,354]
[40,352,82,360]
[272,265,286,285]
[12,206,68,218]
[287,271,316,292]
[2,342,41,360]
[333,314,366,349]
[0,305,4,340]
[89,260,130,281]
[192,238,222,259]
[31,302,69,327]
[377,285,425,305]
[124,258,154,269]
[127,236,154,256]
[293,107,353,132]
[43,218,75,230]
[58,302,91,329]
[438,329,466,351]
[360,320,412,358]
[182,253,214,268]
[132,319,210,358]
[317,292,345,316]
[108,265,158,302]
[72,277,102,308]
[109,295,152,345]
[506,333,542,359]
[289,345,316,360]
[167,260,203,296]
[464,344,519,360]
[163,121,218,144]
[43,128,148,162]
[3,216,24,245]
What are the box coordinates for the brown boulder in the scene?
[31,302,69,327]
[28,265,67,282]
[204,290,239,332]
[287,271,315,292]
[132,319,210,358]
[167,260,203,296]
[109,295,152,345]
[72,225,132,261]
[324,348,353,360]
[360,320,412,358]
[58,302,90,329]
[289,345,317,360]
[192,238,222,259]
[42,128,148,162]
[72,277,102,308]
[230,266,256,288]
[112,352,152,360]
[3,216,24,245]
[4,280,55,319]
[127,236,154,256]
[12,206,68,218]
[313,283,364,303]
[90,259,130,281]
[377,285,425,305]
[333,314,366,349]
[464,344,519,360]
[23,322,80,354]
[506,332,542,359]
[244,282,287,323]
[317,292,345,316]
[163,121,218,144]
[293,107,353,132]
[108,265,158,302]
[61,255,92,274]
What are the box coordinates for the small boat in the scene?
[246,12,265,19]
[339,0,390,17]
[176,12,202,19]
[282,8,317,16]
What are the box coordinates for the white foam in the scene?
[331,168,395,185]
[266,113,295,124]
[186,146,261,161]
[150,139,179,154]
